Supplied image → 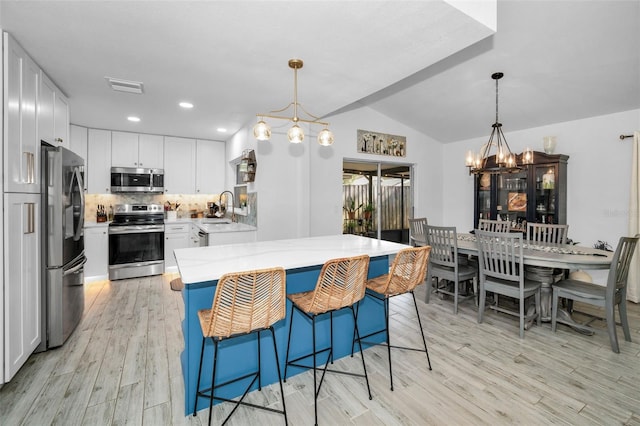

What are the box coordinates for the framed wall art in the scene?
[357,129,406,157]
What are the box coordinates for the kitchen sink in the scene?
[201,218,232,224]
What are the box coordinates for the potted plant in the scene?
[343,197,362,219]
[362,202,374,220]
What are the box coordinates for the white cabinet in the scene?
[195,140,225,194]
[3,33,40,194]
[84,226,108,282]
[87,129,112,194]
[69,125,88,192]
[3,193,41,382]
[164,223,190,272]
[138,134,164,169]
[164,136,196,194]
[111,131,138,167]
[206,230,257,246]
[38,71,69,149]
[111,132,164,169]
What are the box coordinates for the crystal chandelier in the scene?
[465,72,533,174]
[253,59,335,146]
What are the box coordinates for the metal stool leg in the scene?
[411,292,432,370]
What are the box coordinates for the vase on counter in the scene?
[543,136,557,154]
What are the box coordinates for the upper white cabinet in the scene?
[3,193,41,382]
[139,134,164,169]
[111,132,164,169]
[3,33,40,194]
[164,136,196,194]
[69,125,88,191]
[195,140,225,194]
[38,71,69,149]
[87,129,112,194]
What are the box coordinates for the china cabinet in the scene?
[473,151,568,231]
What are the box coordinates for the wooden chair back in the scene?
[475,230,523,284]
[424,225,458,269]
[527,223,569,244]
[607,235,639,296]
[408,217,428,246]
[478,219,511,233]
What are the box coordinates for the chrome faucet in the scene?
[220,190,236,222]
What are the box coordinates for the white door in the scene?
[4,193,41,381]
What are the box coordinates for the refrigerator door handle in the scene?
[63,255,87,277]
[71,167,85,241]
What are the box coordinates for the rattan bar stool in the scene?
[192,267,288,426]
[353,246,432,391]
[284,254,370,426]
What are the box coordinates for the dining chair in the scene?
[526,223,569,244]
[551,235,639,353]
[193,267,287,425]
[284,254,371,426]
[408,217,428,246]
[353,246,432,391]
[478,218,511,233]
[476,230,541,339]
[423,225,477,314]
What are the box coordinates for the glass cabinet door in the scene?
[496,170,528,231]
[533,164,558,224]
[477,173,492,221]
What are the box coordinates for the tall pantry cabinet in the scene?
[2,32,42,383]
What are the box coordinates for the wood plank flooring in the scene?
[1,273,639,425]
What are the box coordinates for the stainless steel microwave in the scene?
[110,167,164,193]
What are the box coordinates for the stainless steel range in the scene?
[108,204,165,280]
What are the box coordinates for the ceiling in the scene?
[1,1,638,144]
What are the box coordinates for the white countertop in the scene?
[174,234,409,285]
[196,222,256,233]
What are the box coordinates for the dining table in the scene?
[174,234,410,415]
[455,233,614,330]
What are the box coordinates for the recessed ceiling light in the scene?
[216,128,227,133]
[127,116,141,122]
[179,102,194,109]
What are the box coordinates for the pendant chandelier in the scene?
[253,59,335,146]
[465,72,533,174]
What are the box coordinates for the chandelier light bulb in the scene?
[317,128,335,146]
[253,120,271,141]
[288,124,304,143]
[465,150,475,167]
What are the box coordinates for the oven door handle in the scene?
[109,225,165,234]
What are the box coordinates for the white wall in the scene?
[227,123,310,242]
[443,108,640,249]
[227,106,444,241]
[310,106,444,237]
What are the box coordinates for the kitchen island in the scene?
[174,234,410,415]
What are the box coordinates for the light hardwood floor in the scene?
[1,273,639,425]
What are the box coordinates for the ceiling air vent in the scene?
[105,77,144,94]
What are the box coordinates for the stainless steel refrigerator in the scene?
[38,145,86,351]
